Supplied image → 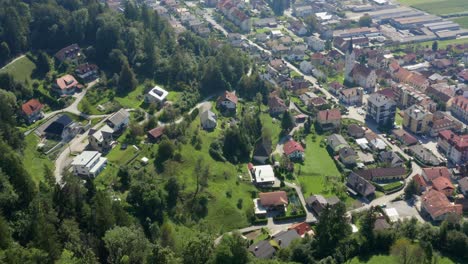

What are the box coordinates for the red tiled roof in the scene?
[268,95,286,109]
[289,222,311,236]
[422,167,451,181]
[439,130,468,151]
[55,74,79,90]
[310,97,327,106]
[452,96,468,112]
[414,174,428,188]
[283,139,304,155]
[259,191,288,207]
[377,88,395,99]
[422,189,462,219]
[432,176,455,192]
[148,127,164,139]
[218,91,238,104]
[317,108,341,122]
[22,99,43,116]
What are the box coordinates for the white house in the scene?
[216,91,238,111]
[71,151,108,177]
[249,164,276,186]
[145,86,169,104]
[200,110,217,130]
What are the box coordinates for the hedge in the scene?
[382,181,404,192]
[253,218,268,225]
[273,212,307,221]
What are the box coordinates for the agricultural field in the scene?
[453,16,468,29]
[398,0,468,16]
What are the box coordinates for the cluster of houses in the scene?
[20,44,100,124]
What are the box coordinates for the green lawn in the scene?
[398,0,468,16]
[114,84,146,109]
[295,134,340,197]
[23,134,54,184]
[260,112,282,145]
[454,16,468,29]
[351,254,455,264]
[0,56,36,83]
[395,108,403,126]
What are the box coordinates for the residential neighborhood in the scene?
[1,0,468,263]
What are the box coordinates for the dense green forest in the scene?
[1,0,468,263]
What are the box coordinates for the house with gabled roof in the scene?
[283,139,304,160]
[106,108,130,133]
[54,74,82,96]
[347,172,376,198]
[422,166,451,182]
[55,44,82,63]
[217,90,238,112]
[432,176,455,197]
[421,189,462,222]
[268,94,287,116]
[21,99,44,124]
[327,134,349,153]
[200,110,217,130]
[253,139,272,164]
[317,109,341,131]
[88,125,114,153]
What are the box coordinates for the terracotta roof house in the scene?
[355,167,406,182]
[414,174,428,193]
[317,108,341,131]
[305,195,340,215]
[268,95,287,116]
[147,127,165,142]
[422,167,451,182]
[347,172,376,198]
[53,74,81,96]
[432,176,455,197]
[217,91,238,112]
[55,44,81,63]
[451,96,468,123]
[347,124,365,138]
[289,222,313,237]
[249,240,276,259]
[283,139,304,160]
[392,128,418,146]
[328,81,345,95]
[458,177,468,196]
[430,115,462,137]
[338,87,363,106]
[421,189,462,222]
[438,130,468,165]
[259,191,288,209]
[309,97,327,108]
[21,99,44,123]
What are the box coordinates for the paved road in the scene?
[54,117,109,184]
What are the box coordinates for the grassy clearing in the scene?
[114,85,146,109]
[23,134,54,184]
[350,254,455,264]
[395,109,403,127]
[295,134,340,196]
[398,0,468,16]
[453,16,468,29]
[260,112,282,145]
[0,56,36,82]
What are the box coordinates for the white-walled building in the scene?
[71,151,107,177]
[145,86,169,104]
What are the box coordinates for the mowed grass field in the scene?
[0,56,36,82]
[351,255,456,264]
[398,0,468,16]
[454,16,468,29]
[295,134,340,196]
[23,134,54,184]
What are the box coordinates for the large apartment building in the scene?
[366,93,397,127]
[438,130,468,165]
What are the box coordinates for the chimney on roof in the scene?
[278,239,282,245]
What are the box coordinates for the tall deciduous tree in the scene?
[103,226,152,264]
[118,61,137,94]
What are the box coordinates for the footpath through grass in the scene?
[0,56,36,82]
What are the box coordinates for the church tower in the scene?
[344,38,355,83]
